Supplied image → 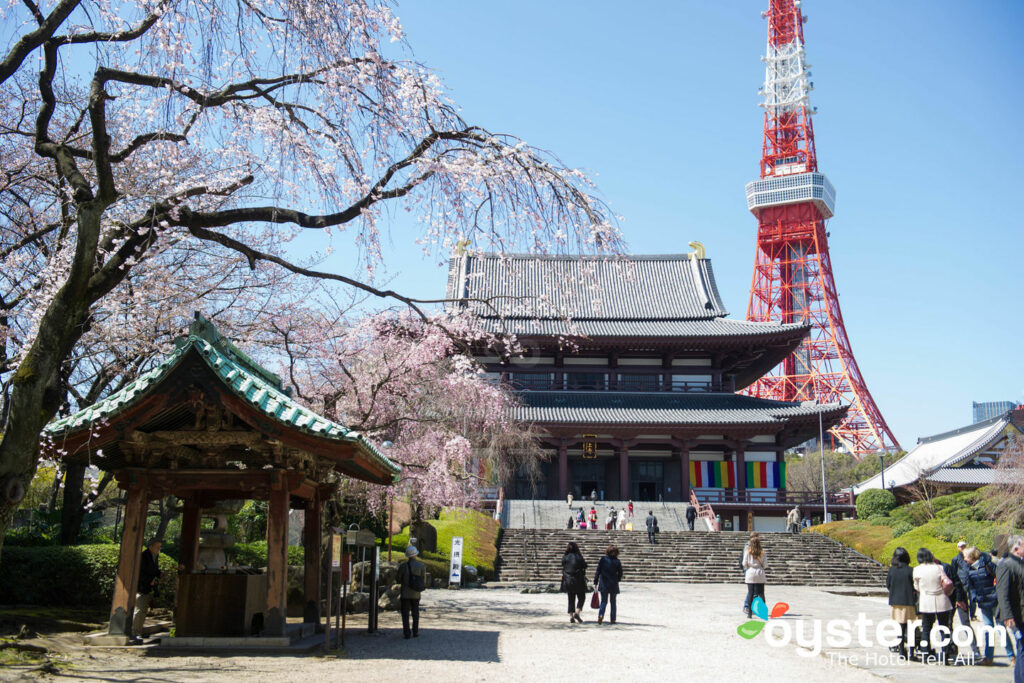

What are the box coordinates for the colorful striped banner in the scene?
[745,461,786,488]
[689,460,735,488]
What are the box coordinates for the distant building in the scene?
[973,401,1015,424]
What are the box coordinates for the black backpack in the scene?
[401,560,426,592]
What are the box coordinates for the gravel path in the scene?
[6,584,1015,682]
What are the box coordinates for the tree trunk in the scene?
[0,206,105,562]
[153,495,181,543]
[60,463,87,544]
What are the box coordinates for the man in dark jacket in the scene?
[950,541,981,659]
[685,504,697,531]
[398,545,427,639]
[132,538,162,642]
[645,511,658,544]
[996,534,1024,679]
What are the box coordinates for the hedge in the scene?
[227,542,304,567]
[856,488,897,519]
[0,545,177,607]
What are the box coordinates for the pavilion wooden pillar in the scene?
[265,485,290,637]
[179,497,202,573]
[618,445,630,500]
[303,492,322,625]
[557,442,568,499]
[108,481,149,636]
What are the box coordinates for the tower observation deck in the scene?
[743,0,900,455]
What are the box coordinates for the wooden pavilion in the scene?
[42,316,399,641]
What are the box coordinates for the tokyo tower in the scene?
[743,0,900,454]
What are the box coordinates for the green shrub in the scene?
[856,489,897,519]
[227,542,304,567]
[891,522,914,537]
[0,545,177,607]
[868,515,897,527]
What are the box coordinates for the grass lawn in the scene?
[811,519,979,566]
[809,520,893,563]
[385,508,500,579]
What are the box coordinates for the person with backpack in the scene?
[561,542,588,624]
[398,545,427,639]
[964,546,1013,666]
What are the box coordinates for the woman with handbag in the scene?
[561,542,588,624]
[593,544,623,625]
[742,534,767,619]
[912,547,953,661]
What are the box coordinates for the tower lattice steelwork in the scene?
[743,0,900,454]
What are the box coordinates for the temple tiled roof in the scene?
[44,318,400,476]
[854,412,1018,494]
[925,466,1016,486]
[445,253,807,339]
[512,391,844,426]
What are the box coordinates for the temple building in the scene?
[446,247,849,531]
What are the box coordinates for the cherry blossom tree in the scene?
[276,306,541,514]
[0,0,620,553]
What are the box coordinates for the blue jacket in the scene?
[965,554,998,609]
[594,555,623,595]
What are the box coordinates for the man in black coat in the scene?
[950,541,981,659]
[645,511,658,544]
[132,538,162,642]
[685,504,697,531]
[996,534,1024,678]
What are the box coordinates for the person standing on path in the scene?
[645,511,658,544]
[995,534,1024,678]
[742,534,767,619]
[885,547,917,659]
[912,547,953,662]
[628,500,634,518]
[617,512,627,530]
[685,504,697,531]
[589,506,598,529]
[561,542,588,624]
[567,492,574,509]
[398,545,427,639]
[964,546,1014,666]
[131,538,162,642]
[594,544,623,625]
[949,540,981,661]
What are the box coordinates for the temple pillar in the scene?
[303,493,322,625]
[736,443,747,499]
[265,486,290,637]
[108,481,148,636]
[619,445,629,500]
[178,497,201,574]
[678,446,690,503]
[558,442,568,499]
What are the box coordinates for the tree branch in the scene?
[0,0,80,86]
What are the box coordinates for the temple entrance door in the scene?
[631,461,664,502]
[580,480,598,500]
[572,459,605,500]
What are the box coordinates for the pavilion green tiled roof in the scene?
[513,391,844,425]
[43,318,400,477]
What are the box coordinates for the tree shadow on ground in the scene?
[342,628,499,662]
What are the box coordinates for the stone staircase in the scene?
[503,500,705,531]
[496,529,886,587]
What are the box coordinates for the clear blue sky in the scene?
[314,0,1024,450]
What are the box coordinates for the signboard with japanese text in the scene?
[449,536,464,586]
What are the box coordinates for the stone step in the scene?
[496,529,886,587]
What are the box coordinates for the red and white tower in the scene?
[744,0,900,454]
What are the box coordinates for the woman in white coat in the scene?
[912,547,953,661]
[742,535,767,619]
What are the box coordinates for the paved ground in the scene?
[3,584,1017,682]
